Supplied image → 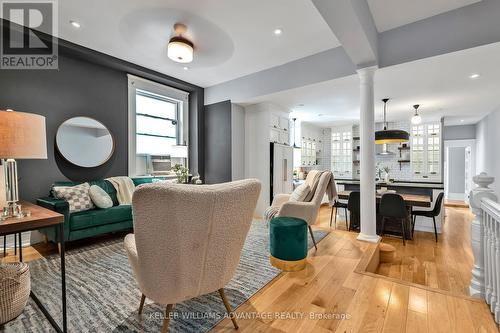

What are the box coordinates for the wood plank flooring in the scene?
[1,205,498,332]
[212,205,498,332]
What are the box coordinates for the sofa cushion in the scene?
[69,205,132,231]
[89,185,113,209]
[52,180,119,206]
[53,183,95,213]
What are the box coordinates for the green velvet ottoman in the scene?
[269,217,308,271]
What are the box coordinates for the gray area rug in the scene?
[2,221,330,332]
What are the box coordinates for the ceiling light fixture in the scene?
[167,23,194,64]
[183,66,189,71]
[70,20,81,28]
[460,119,465,123]
[375,98,410,145]
[411,104,422,125]
[469,73,480,79]
[273,28,283,35]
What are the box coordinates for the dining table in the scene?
[336,190,432,239]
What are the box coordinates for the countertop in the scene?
[335,179,444,189]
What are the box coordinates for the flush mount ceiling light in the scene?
[469,73,480,79]
[375,98,410,145]
[273,28,283,35]
[168,23,194,63]
[411,104,422,125]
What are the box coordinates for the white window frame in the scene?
[331,126,352,178]
[128,74,189,177]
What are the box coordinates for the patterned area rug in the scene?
[3,221,330,332]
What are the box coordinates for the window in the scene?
[128,75,189,176]
[411,123,441,179]
[331,127,352,178]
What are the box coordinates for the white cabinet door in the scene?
[270,128,280,143]
[270,114,280,129]
[280,131,290,145]
[279,117,290,132]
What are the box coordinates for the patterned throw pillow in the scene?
[290,183,311,202]
[89,185,113,209]
[53,183,95,213]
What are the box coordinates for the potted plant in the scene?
[172,164,189,184]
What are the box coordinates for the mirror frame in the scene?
[56,116,115,168]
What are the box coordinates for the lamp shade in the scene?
[0,110,47,159]
[375,129,409,145]
[170,144,188,158]
[167,36,193,63]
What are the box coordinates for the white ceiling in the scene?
[55,0,339,87]
[367,0,481,32]
[242,41,500,127]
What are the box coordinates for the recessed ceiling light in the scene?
[273,28,283,36]
[469,73,480,79]
[70,20,81,28]
[460,119,465,123]
[183,66,189,71]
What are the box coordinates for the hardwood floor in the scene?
[212,205,498,332]
[1,206,498,332]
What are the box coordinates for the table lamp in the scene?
[0,109,47,219]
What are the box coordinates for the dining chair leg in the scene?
[334,207,338,227]
[219,288,239,329]
[412,215,416,236]
[380,217,386,237]
[401,218,406,246]
[344,208,349,230]
[432,217,438,242]
[330,206,334,228]
[308,226,318,251]
[138,294,146,315]
[160,304,174,333]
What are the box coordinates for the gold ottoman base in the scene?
[270,255,306,272]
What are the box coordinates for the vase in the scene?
[384,173,390,183]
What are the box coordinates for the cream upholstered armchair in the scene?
[124,179,261,333]
[268,171,332,250]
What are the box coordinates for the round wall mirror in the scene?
[56,117,114,168]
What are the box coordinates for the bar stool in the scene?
[412,192,444,242]
[330,200,349,229]
[379,193,409,245]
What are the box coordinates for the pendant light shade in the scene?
[411,104,422,125]
[375,98,410,144]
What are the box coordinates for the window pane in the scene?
[136,92,177,119]
[136,115,176,137]
[136,135,177,155]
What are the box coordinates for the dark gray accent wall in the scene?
[443,125,476,140]
[204,100,231,184]
[0,20,204,202]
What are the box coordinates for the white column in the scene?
[356,66,380,243]
[469,172,497,298]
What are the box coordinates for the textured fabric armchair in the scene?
[124,179,261,333]
[269,172,332,250]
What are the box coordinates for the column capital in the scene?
[356,65,378,82]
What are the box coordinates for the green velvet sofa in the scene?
[36,177,165,244]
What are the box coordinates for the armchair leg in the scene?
[219,288,239,329]
[138,294,146,315]
[432,217,438,242]
[308,226,318,251]
[161,304,174,333]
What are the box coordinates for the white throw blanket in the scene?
[106,176,136,205]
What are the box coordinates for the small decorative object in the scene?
[172,164,189,184]
[0,263,31,324]
[383,166,391,183]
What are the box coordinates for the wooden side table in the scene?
[0,201,67,333]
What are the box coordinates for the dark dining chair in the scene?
[412,192,445,242]
[330,200,349,230]
[347,191,360,231]
[379,193,409,245]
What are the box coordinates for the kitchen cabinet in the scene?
[411,123,441,181]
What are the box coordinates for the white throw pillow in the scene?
[53,183,95,213]
[290,183,311,202]
[89,185,113,209]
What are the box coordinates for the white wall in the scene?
[476,106,500,196]
[231,104,245,181]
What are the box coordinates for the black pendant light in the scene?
[292,118,301,149]
[375,98,409,145]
